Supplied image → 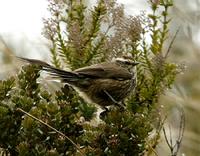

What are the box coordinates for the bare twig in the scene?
[146,142,159,156]
[153,114,167,147]
[164,27,180,58]
[163,124,173,152]
[145,113,167,156]
[173,108,185,156]
[16,108,84,156]
[163,107,185,156]
[169,124,173,150]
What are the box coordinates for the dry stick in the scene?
[16,108,84,156]
[173,108,185,156]
[162,108,185,156]
[164,27,180,58]
[146,142,159,156]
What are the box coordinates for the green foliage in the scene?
[0,0,180,155]
[82,108,153,155]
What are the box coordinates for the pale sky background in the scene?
[0,0,148,58]
[0,0,148,39]
[0,0,49,38]
[0,0,197,59]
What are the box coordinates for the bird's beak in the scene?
[133,62,139,65]
[130,61,139,66]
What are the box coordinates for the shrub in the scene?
[0,0,181,155]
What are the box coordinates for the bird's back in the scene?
[75,62,133,80]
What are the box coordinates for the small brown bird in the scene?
[18,57,138,109]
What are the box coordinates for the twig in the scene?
[164,27,180,58]
[162,107,185,156]
[16,108,84,156]
[163,126,172,151]
[169,124,173,150]
[146,142,159,156]
[173,108,185,156]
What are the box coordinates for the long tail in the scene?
[17,57,81,82]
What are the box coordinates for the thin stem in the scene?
[164,27,180,58]
[16,108,84,156]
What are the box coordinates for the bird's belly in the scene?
[86,79,134,106]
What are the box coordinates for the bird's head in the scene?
[112,56,139,73]
[114,58,139,66]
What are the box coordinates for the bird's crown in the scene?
[113,56,139,66]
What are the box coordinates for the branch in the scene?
[163,107,185,156]
[164,27,180,58]
[16,108,84,156]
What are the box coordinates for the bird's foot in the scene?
[99,107,109,120]
[116,101,125,111]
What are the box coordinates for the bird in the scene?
[18,57,138,109]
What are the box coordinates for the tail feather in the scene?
[17,56,51,67]
[43,66,78,78]
[18,57,81,82]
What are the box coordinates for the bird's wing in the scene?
[75,62,132,79]
[18,57,132,80]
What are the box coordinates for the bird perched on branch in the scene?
[18,57,138,109]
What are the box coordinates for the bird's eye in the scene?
[122,61,134,65]
[126,61,139,66]
[115,77,125,81]
[124,61,131,65]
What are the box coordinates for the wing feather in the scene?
[75,62,132,79]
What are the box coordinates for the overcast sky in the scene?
[0,0,148,39]
[0,0,48,37]
[0,0,149,59]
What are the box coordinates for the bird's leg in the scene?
[100,91,126,120]
[99,107,109,120]
[103,90,125,109]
